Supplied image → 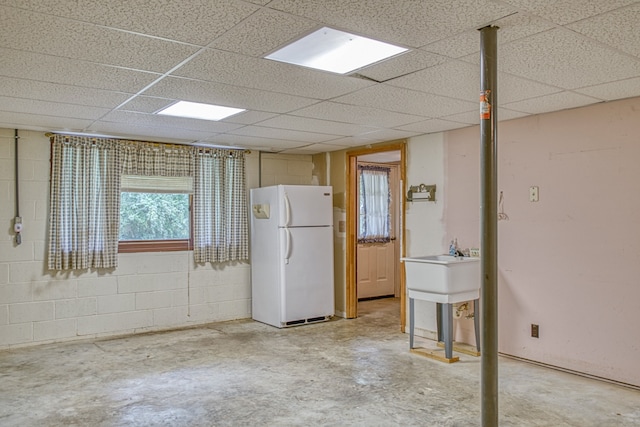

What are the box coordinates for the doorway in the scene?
[345,141,406,331]
[356,161,399,300]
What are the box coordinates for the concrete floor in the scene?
[1,298,638,426]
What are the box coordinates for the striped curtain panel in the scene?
[193,148,248,263]
[48,135,122,270]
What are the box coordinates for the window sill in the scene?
[118,239,192,253]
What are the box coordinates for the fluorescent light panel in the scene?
[266,27,408,74]
[157,101,245,121]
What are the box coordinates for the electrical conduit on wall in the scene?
[14,129,22,245]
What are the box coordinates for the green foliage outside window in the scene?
[119,192,189,240]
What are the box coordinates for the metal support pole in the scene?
[479,25,499,427]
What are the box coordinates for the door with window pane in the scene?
[356,163,398,299]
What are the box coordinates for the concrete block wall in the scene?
[0,129,302,348]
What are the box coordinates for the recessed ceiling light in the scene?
[157,101,245,121]
[265,27,408,74]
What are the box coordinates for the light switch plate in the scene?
[529,186,539,202]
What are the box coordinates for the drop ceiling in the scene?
[1,0,639,154]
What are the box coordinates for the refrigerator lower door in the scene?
[279,226,334,325]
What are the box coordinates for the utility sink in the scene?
[402,255,482,362]
[402,255,480,303]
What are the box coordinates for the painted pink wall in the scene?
[444,96,640,387]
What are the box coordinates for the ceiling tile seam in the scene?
[77,6,279,133]
[249,6,328,58]
[561,27,640,63]
[0,106,101,122]
[327,88,477,116]
[0,45,168,78]
[487,3,640,62]
[0,87,134,110]
[572,76,640,94]
[156,74,326,110]
[1,4,209,49]
[416,10,521,52]
[87,39,269,132]
[500,90,604,110]
[563,1,640,27]
[228,120,353,138]
[285,101,432,124]
[0,96,110,119]
[225,127,341,143]
[453,28,640,88]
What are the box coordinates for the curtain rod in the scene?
[45,132,251,154]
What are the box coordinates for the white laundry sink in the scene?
[402,255,480,303]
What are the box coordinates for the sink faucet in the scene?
[449,238,465,257]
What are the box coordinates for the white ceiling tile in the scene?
[87,121,214,143]
[256,115,377,136]
[497,29,640,89]
[0,96,110,120]
[228,125,342,143]
[0,6,198,73]
[143,77,319,113]
[0,76,131,108]
[268,0,515,47]
[99,110,244,134]
[422,31,482,60]
[574,77,640,101]
[394,119,471,134]
[173,49,374,99]
[498,0,638,25]
[222,111,279,126]
[568,3,640,59]
[209,8,317,57]
[423,13,553,59]
[389,60,479,101]
[499,73,562,104]
[354,50,448,83]
[290,102,427,128]
[119,96,174,114]
[503,91,601,114]
[0,111,94,133]
[356,128,421,141]
[333,84,476,118]
[0,48,160,93]
[1,0,260,46]
[202,134,310,152]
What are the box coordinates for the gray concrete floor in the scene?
[1,298,638,426]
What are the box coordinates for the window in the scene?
[118,174,194,253]
[48,134,248,270]
[358,164,391,243]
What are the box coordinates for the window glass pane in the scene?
[119,192,189,240]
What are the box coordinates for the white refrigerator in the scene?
[250,185,335,328]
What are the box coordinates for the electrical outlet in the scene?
[531,324,539,338]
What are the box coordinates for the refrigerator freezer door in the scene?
[279,226,334,324]
[278,185,333,227]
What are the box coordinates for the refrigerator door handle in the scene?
[283,193,291,226]
[284,228,292,264]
